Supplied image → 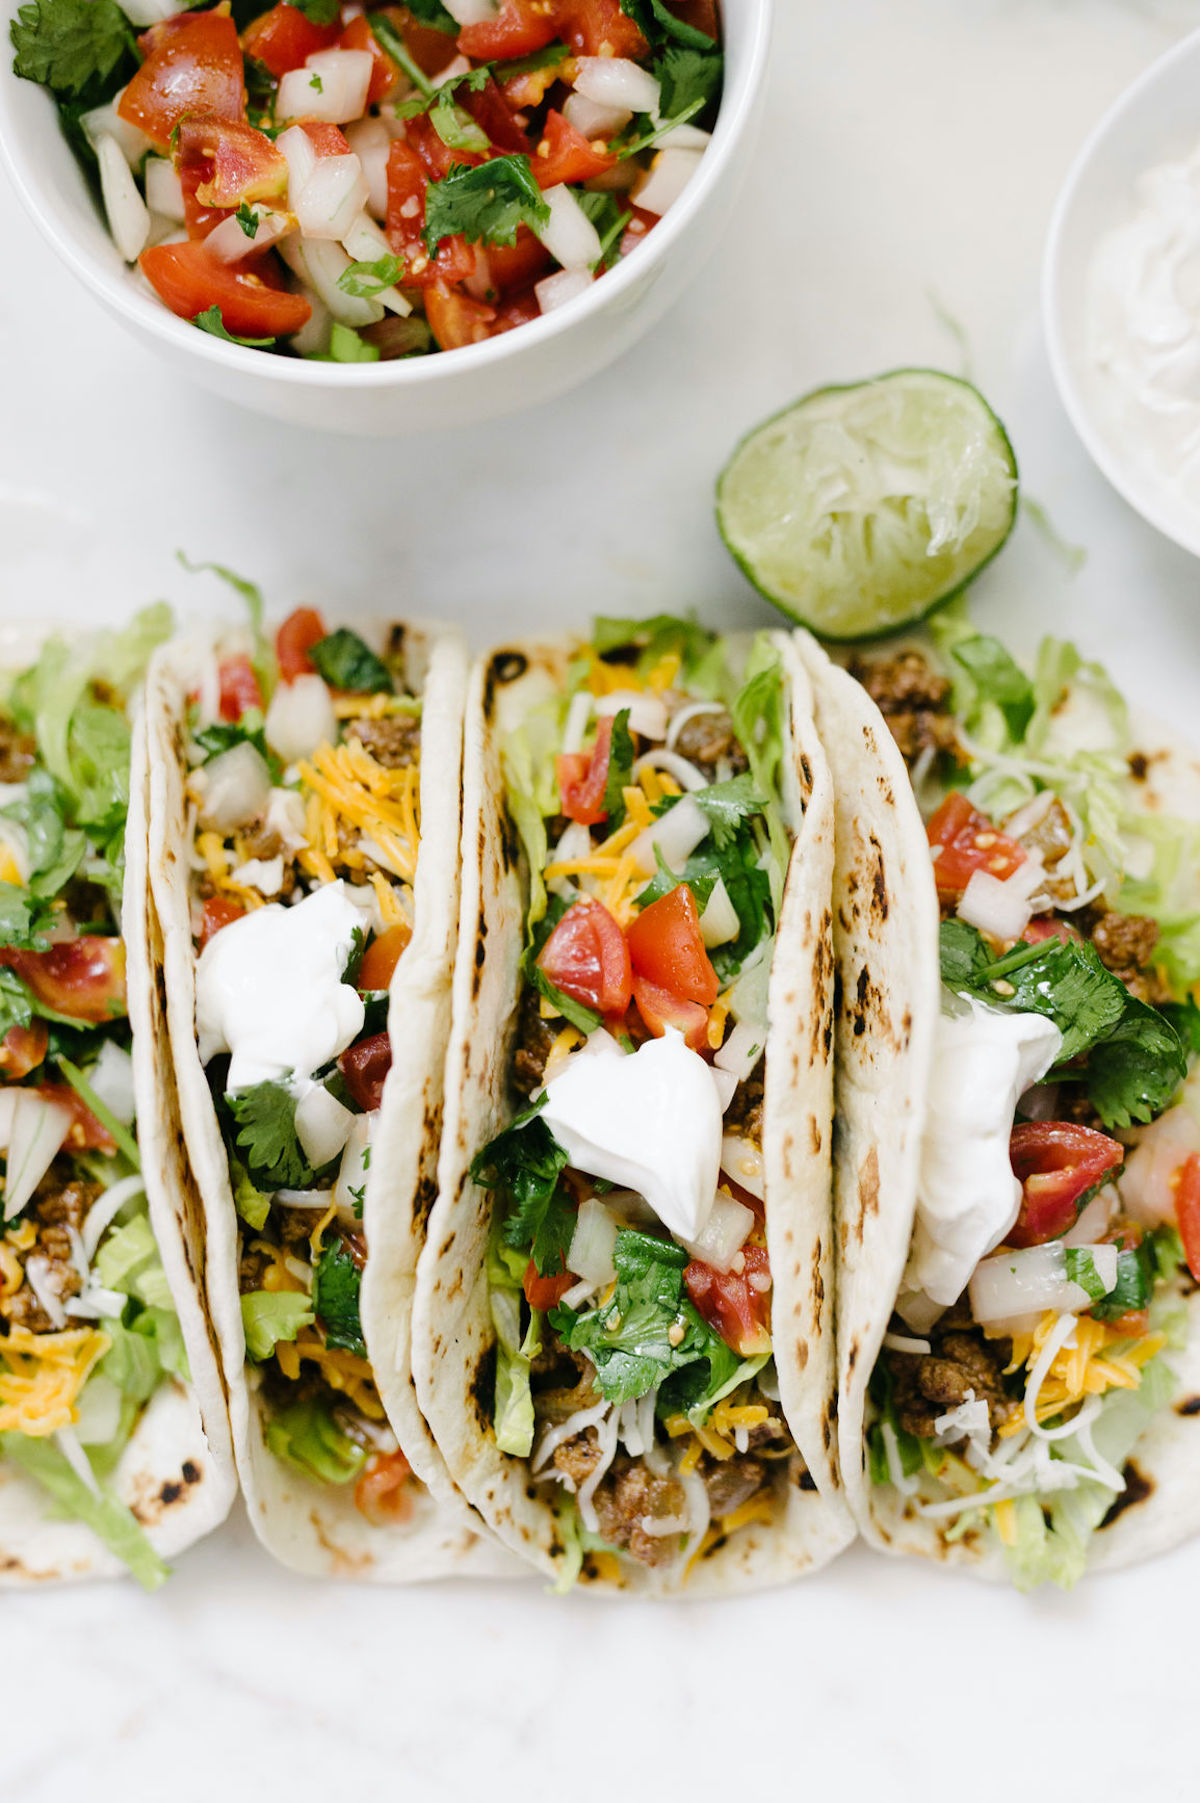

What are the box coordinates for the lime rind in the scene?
[715,369,1019,642]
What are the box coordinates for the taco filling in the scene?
[472,617,812,1580]
[0,608,191,1590]
[186,605,423,1527]
[856,618,1200,1589]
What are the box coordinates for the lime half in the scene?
[716,369,1018,640]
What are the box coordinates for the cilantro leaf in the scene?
[0,964,102,1044]
[309,628,392,694]
[10,0,135,97]
[235,201,259,240]
[601,708,634,828]
[472,1103,575,1275]
[289,0,339,22]
[940,921,1188,1128]
[336,252,405,298]
[576,189,631,271]
[193,713,281,782]
[654,43,722,121]
[522,895,603,1036]
[619,0,717,47]
[192,307,277,349]
[312,1239,365,1357]
[551,1229,739,1405]
[0,883,57,951]
[1089,1246,1153,1322]
[423,154,549,253]
[689,774,767,844]
[225,1081,313,1190]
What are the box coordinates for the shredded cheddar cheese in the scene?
[645,654,680,693]
[332,694,417,721]
[275,1330,383,1419]
[0,1242,24,1297]
[708,995,731,1051]
[993,1497,1018,1545]
[7,1220,36,1252]
[998,1310,1166,1436]
[0,1326,111,1436]
[586,657,639,697]
[0,844,22,885]
[296,740,419,887]
[309,1201,338,1259]
[544,1026,583,1082]
[720,1491,775,1536]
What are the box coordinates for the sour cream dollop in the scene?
[540,1026,722,1243]
[896,997,1062,1333]
[195,880,366,1091]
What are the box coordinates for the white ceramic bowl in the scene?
[1044,25,1200,556]
[0,0,770,436]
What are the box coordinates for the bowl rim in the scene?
[0,0,772,392]
[1042,21,1200,557]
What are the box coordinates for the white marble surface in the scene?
[5,2,1200,1798]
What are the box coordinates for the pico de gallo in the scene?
[11,0,723,358]
[854,617,1200,1589]
[473,615,810,1585]
[183,588,423,1523]
[0,606,201,1590]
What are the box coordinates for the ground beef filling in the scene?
[1078,905,1170,1005]
[887,1320,1018,1442]
[511,986,557,1099]
[0,717,37,784]
[1,1170,99,1334]
[724,1065,764,1150]
[848,651,960,767]
[671,707,749,778]
[345,713,421,769]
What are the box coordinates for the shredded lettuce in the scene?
[0,1431,169,1591]
[265,1396,366,1485]
[500,695,565,930]
[241,1290,314,1362]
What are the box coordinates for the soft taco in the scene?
[801,614,1200,1587]
[145,596,511,1578]
[0,615,234,1588]
[414,617,854,1592]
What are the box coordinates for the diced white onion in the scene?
[143,156,185,223]
[115,0,181,25]
[439,0,497,25]
[293,154,371,240]
[335,1114,374,1216]
[713,1019,764,1084]
[295,1084,357,1168]
[957,868,1035,943]
[1064,1186,1118,1247]
[684,1189,754,1273]
[533,184,602,272]
[699,876,739,948]
[653,120,711,151]
[5,1094,74,1221]
[206,206,294,265]
[628,792,710,876]
[277,234,383,327]
[635,147,704,217]
[429,53,472,85]
[81,92,152,165]
[81,1176,146,1262]
[882,1332,932,1355]
[74,1375,124,1446]
[1120,1101,1200,1224]
[536,269,594,314]
[1018,1081,1060,1122]
[86,1041,136,1129]
[289,289,333,355]
[345,117,392,219]
[278,48,372,126]
[720,1135,764,1203]
[229,856,285,896]
[567,1197,619,1288]
[632,748,708,792]
[340,213,411,315]
[196,742,273,833]
[96,132,150,263]
[265,672,337,764]
[277,123,318,197]
[593,690,668,741]
[561,690,593,757]
[562,92,631,141]
[969,1241,1118,1327]
[710,1066,739,1112]
[265,787,309,854]
[574,56,661,116]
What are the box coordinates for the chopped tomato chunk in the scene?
[473,227,552,298]
[357,923,412,991]
[533,110,617,188]
[354,1449,415,1524]
[424,283,495,348]
[36,1082,118,1155]
[242,3,340,77]
[275,606,328,682]
[339,1031,393,1114]
[556,714,614,826]
[460,75,530,155]
[177,115,288,211]
[2,938,126,1025]
[200,896,246,949]
[552,0,648,58]
[338,13,398,104]
[385,144,476,290]
[627,885,719,1007]
[1007,1121,1125,1247]
[523,1257,576,1310]
[0,1021,47,1079]
[630,973,709,1054]
[538,896,631,1018]
[376,3,456,78]
[217,653,265,721]
[118,11,245,149]
[140,241,312,339]
[1175,1153,1200,1281]
[297,118,353,157]
[458,0,559,61]
[927,792,1027,901]
[685,1244,772,1355]
[490,284,542,335]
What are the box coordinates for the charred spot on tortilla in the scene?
[1100,1462,1154,1528]
[485,651,528,718]
[793,1335,809,1371]
[1128,750,1150,781]
[413,1174,438,1227]
[181,1460,200,1484]
[1175,1395,1200,1416]
[858,1146,881,1227]
[386,622,407,667]
[471,1343,497,1430]
[810,1241,825,1308]
[869,839,888,921]
[809,1115,822,1155]
[799,752,813,799]
[798,1467,819,1492]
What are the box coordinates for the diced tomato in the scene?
[217,653,265,721]
[375,3,457,78]
[1107,1309,1151,1337]
[1175,1152,1200,1281]
[627,885,719,1007]
[538,896,631,1018]
[926,792,1027,901]
[685,1244,772,1356]
[34,1081,118,1155]
[1007,1121,1126,1247]
[460,75,530,155]
[630,973,709,1054]
[354,1449,415,1524]
[275,606,328,682]
[338,13,398,104]
[662,0,718,40]
[499,57,560,110]
[472,226,552,298]
[458,0,558,60]
[1,938,127,1026]
[298,118,352,157]
[384,144,476,290]
[552,0,648,58]
[339,1031,393,1114]
[425,283,496,348]
[140,241,312,339]
[0,1021,47,1079]
[1023,915,1080,946]
[118,11,245,149]
[357,922,412,991]
[407,110,483,181]
[242,2,340,76]
[532,109,617,188]
[490,284,542,335]
[523,1257,576,1310]
[619,203,658,259]
[200,895,246,949]
[177,115,287,211]
[556,714,614,826]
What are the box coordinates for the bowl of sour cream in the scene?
[1044,26,1200,557]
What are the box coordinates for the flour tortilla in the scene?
[145,617,515,1580]
[412,632,854,1594]
[0,631,235,1585]
[799,633,1200,1575]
